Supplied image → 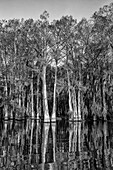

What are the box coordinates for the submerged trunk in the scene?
[43,65,50,122]
[52,63,57,121]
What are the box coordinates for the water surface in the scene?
[0,119,113,170]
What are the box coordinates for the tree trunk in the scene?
[36,75,39,120]
[67,70,73,112]
[78,64,81,120]
[103,80,107,120]
[31,71,34,118]
[4,75,8,119]
[93,94,97,120]
[78,89,81,120]
[22,86,25,117]
[17,130,21,146]
[18,85,21,108]
[26,89,30,117]
[43,65,50,122]
[73,89,77,120]
[52,64,57,121]
[1,51,8,119]
[9,76,13,119]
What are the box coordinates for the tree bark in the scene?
[18,85,21,108]
[73,89,77,120]
[78,64,81,120]
[67,70,73,112]
[1,51,8,119]
[43,65,50,122]
[4,75,8,119]
[22,86,25,117]
[37,75,39,119]
[103,80,107,120]
[52,63,57,121]
[31,71,34,118]
[78,89,81,120]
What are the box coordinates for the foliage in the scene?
[0,3,113,120]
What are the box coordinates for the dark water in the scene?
[0,119,113,170]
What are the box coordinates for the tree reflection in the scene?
[51,123,56,163]
[29,120,34,163]
[41,122,57,170]
[41,122,50,165]
[0,119,113,169]
[68,122,82,170]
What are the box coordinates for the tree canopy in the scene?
[0,3,113,121]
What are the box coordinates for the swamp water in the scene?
[0,118,113,170]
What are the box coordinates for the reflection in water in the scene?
[0,119,113,169]
[69,122,82,170]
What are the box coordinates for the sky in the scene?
[0,0,113,22]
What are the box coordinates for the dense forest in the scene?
[0,3,113,121]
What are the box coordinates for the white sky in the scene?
[0,0,112,22]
